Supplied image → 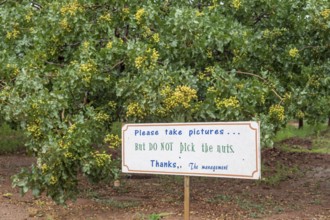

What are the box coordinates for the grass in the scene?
[148,213,162,220]
[274,122,330,154]
[274,122,328,142]
[259,162,301,186]
[93,197,140,209]
[0,122,26,154]
[131,212,173,220]
[232,196,266,218]
[82,188,100,199]
[207,194,232,203]
[207,193,287,219]
[311,129,330,154]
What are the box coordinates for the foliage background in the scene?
[0,0,329,203]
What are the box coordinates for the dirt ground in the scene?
[0,139,329,220]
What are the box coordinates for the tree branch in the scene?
[83,91,88,105]
[235,70,267,82]
[0,80,6,89]
[111,60,124,70]
[61,109,65,121]
[232,70,283,101]
[253,12,270,25]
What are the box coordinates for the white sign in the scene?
[122,122,261,179]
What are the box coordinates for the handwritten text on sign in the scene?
[122,122,260,179]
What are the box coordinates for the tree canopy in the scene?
[1,0,329,203]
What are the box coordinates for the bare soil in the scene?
[0,139,329,220]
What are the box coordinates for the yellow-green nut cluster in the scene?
[106,41,113,49]
[263,29,271,38]
[108,101,117,110]
[25,11,33,22]
[134,48,159,69]
[260,95,265,104]
[95,112,110,122]
[50,175,58,185]
[215,96,240,109]
[27,123,42,139]
[150,48,159,63]
[59,0,83,31]
[135,8,145,24]
[0,91,8,104]
[320,9,330,19]
[283,92,291,103]
[263,28,287,39]
[60,0,83,16]
[41,163,48,173]
[155,108,167,117]
[68,124,76,133]
[296,110,305,119]
[104,134,121,149]
[60,18,70,32]
[196,11,204,17]
[142,26,152,38]
[122,7,130,14]
[152,33,160,43]
[160,85,171,96]
[289,48,299,58]
[207,86,217,93]
[6,64,20,76]
[79,60,97,83]
[135,56,146,69]
[206,49,213,58]
[59,140,71,150]
[205,66,215,74]
[64,152,73,158]
[79,61,96,73]
[82,41,90,50]
[232,49,244,63]
[308,76,320,88]
[235,83,244,90]
[6,28,20,40]
[198,72,206,80]
[98,14,111,22]
[269,104,285,122]
[232,0,242,10]
[208,4,217,10]
[126,102,146,119]
[92,152,111,167]
[199,66,215,80]
[163,85,198,109]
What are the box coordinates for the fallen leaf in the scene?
[2,193,13,198]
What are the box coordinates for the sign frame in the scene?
[122,121,261,180]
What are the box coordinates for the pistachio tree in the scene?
[0,0,329,203]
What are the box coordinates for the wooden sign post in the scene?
[184,176,190,220]
[122,122,261,218]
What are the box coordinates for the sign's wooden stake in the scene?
[184,176,190,220]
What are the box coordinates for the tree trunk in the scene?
[328,116,330,127]
[298,118,304,129]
